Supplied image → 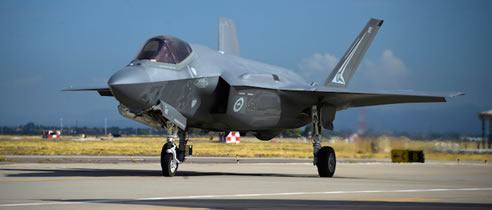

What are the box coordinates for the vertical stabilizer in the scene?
[324,18,384,87]
[218,17,240,56]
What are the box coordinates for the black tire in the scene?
[161,143,178,177]
[316,146,336,177]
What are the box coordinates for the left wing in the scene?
[62,86,113,97]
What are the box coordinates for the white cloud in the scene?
[298,50,408,88]
[369,49,406,73]
[298,53,338,83]
[357,49,408,89]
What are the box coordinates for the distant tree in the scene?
[23,122,36,130]
[281,128,301,137]
[110,126,121,134]
[137,128,145,135]
[302,124,313,137]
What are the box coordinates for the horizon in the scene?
[0,121,481,137]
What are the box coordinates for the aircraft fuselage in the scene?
[108,43,316,136]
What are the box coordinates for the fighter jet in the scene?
[65,18,461,177]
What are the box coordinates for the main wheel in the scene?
[161,143,178,177]
[316,146,336,177]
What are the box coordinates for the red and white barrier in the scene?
[226,131,240,143]
[48,130,61,138]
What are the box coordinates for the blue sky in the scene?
[0,0,490,135]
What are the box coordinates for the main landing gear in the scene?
[312,106,336,177]
[161,122,188,177]
[159,106,336,177]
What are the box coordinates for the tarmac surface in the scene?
[0,156,491,209]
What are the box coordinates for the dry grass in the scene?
[0,135,490,161]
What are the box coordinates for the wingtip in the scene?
[61,86,74,92]
[449,92,464,98]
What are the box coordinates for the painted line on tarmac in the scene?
[372,197,440,202]
[1,187,491,207]
[0,177,127,182]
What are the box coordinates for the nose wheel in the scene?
[161,143,179,176]
[161,122,188,177]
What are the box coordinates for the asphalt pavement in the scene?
[0,156,491,209]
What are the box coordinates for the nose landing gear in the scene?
[161,122,188,177]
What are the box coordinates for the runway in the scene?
[1,157,491,209]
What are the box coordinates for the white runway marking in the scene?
[1,187,491,207]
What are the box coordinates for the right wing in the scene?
[311,86,462,110]
[235,82,462,111]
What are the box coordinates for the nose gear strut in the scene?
[161,121,188,177]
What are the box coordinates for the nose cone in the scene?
[108,66,150,86]
[108,66,152,109]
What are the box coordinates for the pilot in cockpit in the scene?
[136,36,191,65]
[154,43,175,64]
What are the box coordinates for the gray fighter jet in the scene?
[66,18,461,177]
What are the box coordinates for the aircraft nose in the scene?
[108,66,152,109]
[108,66,151,86]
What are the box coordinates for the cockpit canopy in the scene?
[135,36,192,64]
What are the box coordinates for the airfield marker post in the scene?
[488,119,491,149]
[482,119,486,149]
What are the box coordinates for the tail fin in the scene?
[218,17,240,56]
[324,18,384,87]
